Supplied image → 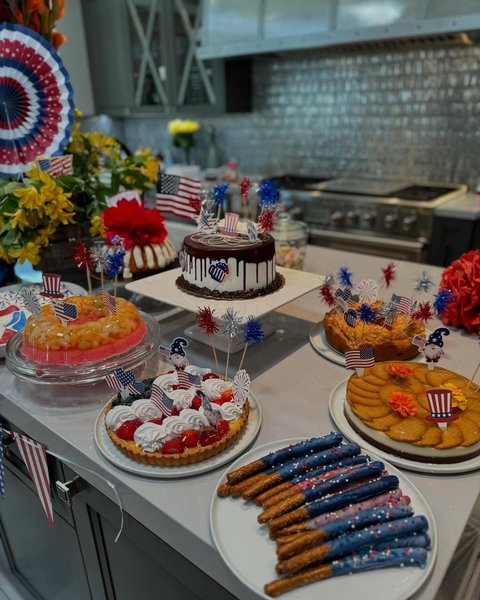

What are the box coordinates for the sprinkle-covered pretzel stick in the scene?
[268,475,399,534]
[258,461,385,524]
[258,455,368,507]
[272,490,409,538]
[276,504,414,559]
[275,515,428,574]
[264,547,428,597]
[226,433,343,484]
[243,443,361,500]
[375,533,431,551]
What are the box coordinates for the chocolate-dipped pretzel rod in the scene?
[258,461,385,523]
[225,432,343,485]
[268,475,399,534]
[276,504,414,559]
[243,442,361,500]
[264,547,428,597]
[274,490,409,539]
[276,514,428,574]
[258,455,369,507]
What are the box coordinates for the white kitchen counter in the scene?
[0,246,479,600]
[434,192,480,221]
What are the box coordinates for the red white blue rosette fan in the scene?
[0,23,74,179]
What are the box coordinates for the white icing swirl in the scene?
[162,416,188,436]
[169,388,197,410]
[105,406,136,431]
[132,399,163,422]
[202,378,232,401]
[134,423,170,452]
[185,365,212,377]
[154,372,178,392]
[179,408,209,430]
[217,401,243,422]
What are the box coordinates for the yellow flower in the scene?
[0,247,14,264]
[4,209,30,231]
[442,383,468,411]
[14,186,44,210]
[141,156,160,183]
[168,118,200,135]
[89,215,104,237]
[10,242,42,265]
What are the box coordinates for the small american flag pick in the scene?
[412,335,427,350]
[105,369,145,399]
[158,345,172,364]
[20,287,42,317]
[13,433,53,526]
[51,299,78,324]
[176,370,191,390]
[156,174,201,220]
[102,289,117,315]
[150,385,173,417]
[391,294,412,315]
[345,348,375,376]
[343,309,357,328]
[0,429,5,499]
[38,155,73,177]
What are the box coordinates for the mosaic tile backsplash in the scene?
[84,43,480,189]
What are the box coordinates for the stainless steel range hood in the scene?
[198,0,480,60]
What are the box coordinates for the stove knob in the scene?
[402,214,417,232]
[384,212,398,230]
[363,212,376,226]
[330,210,344,226]
[345,210,358,226]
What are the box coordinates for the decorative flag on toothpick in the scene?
[150,385,173,417]
[176,370,192,389]
[412,335,427,350]
[345,348,375,377]
[102,289,117,315]
[38,155,73,177]
[20,287,42,317]
[40,273,63,298]
[425,389,458,430]
[156,174,201,220]
[354,279,379,305]
[197,209,216,232]
[391,294,412,315]
[247,221,258,242]
[158,345,172,364]
[223,212,239,235]
[13,433,53,526]
[105,368,145,399]
[51,299,78,324]
[344,309,357,328]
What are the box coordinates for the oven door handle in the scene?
[309,228,427,250]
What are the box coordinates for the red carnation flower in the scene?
[102,198,168,250]
[439,249,480,334]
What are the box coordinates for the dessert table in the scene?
[0,245,479,600]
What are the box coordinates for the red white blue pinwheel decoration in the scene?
[0,23,74,178]
[233,370,250,406]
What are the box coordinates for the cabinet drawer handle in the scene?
[55,476,83,505]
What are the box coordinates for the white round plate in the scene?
[0,281,87,358]
[309,321,344,365]
[310,322,424,366]
[94,393,262,478]
[329,379,480,474]
[210,438,437,600]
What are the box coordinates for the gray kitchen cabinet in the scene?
[82,0,224,116]
[426,216,476,266]
[0,418,236,600]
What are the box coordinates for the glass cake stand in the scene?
[5,312,162,386]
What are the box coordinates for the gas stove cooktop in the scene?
[273,175,466,204]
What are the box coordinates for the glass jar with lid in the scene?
[271,212,308,270]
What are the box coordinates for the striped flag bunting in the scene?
[105,369,146,396]
[156,174,201,220]
[150,385,173,417]
[345,348,375,371]
[41,273,63,298]
[38,155,73,177]
[12,433,53,526]
[0,429,5,499]
[102,289,117,315]
[20,287,42,316]
[343,308,357,328]
[391,294,412,315]
[51,299,78,324]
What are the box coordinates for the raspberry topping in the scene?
[199,428,222,446]
[221,389,233,402]
[202,373,220,381]
[162,438,185,454]
[149,417,164,425]
[116,418,143,441]
[190,395,202,410]
[216,420,230,437]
